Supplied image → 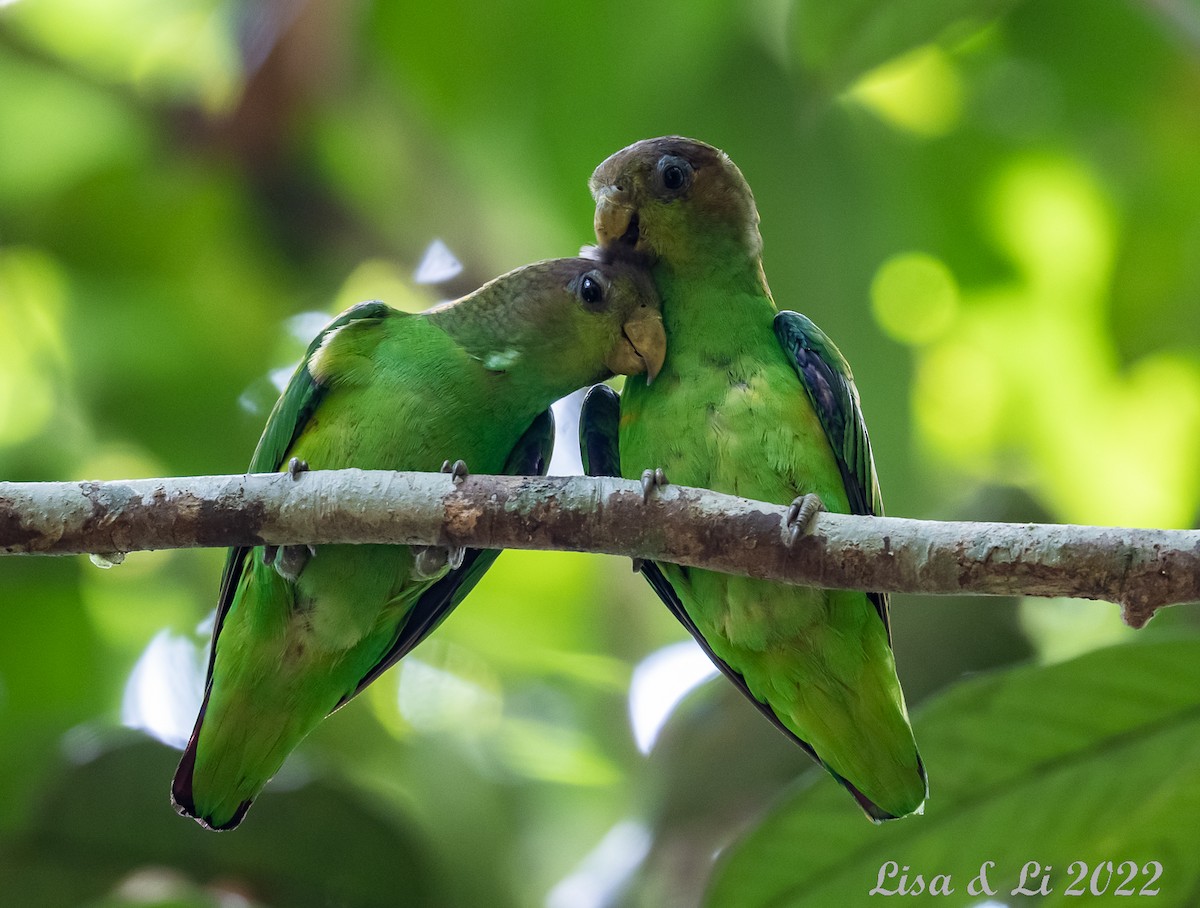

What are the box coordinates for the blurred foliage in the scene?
[1,0,1198,906]
[708,636,1200,906]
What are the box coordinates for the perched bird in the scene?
[580,137,926,820]
[173,257,665,830]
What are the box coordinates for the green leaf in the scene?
[706,637,1200,906]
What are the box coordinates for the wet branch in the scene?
[1,471,1197,627]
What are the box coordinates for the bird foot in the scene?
[641,467,668,503]
[411,459,470,579]
[410,543,466,580]
[261,460,314,577]
[784,493,824,545]
[263,542,316,580]
[633,467,668,570]
[441,459,469,484]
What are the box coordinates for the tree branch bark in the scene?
[1,471,1196,628]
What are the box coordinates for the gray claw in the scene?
[271,543,312,581]
[641,467,668,503]
[413,457,471,579]
[441,459,469,484]
[784,493,824,545]
[276,544,310,579]
[265,461,313,573]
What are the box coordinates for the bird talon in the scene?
[631,557,644,572]
[274,544,311,581]
[784,493,824,545]
[447,546,466,570]
[641,467,668,502]
[287,457,309,480]
[441,459,470,484]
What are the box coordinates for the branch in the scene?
[2,471,1197,628]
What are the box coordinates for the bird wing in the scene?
[339,408,555,703]
[773,309,889,634]
[204,302,394,686]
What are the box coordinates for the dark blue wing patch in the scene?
[773,310,889,634]
[579,383,622,478]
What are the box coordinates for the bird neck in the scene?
[653,255,778,365]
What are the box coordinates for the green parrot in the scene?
[580,137,926,821]
[172,257,665,830]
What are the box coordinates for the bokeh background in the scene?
[2,1,1199,905]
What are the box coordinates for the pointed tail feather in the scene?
[169,681,260,834]
[170,687,257,831]
[824,751,927,823]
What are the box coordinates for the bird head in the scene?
[589,136,762,272]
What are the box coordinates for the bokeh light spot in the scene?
[912,339,1003,461]
[987,157,1114,295]
[848,44,963,137]
[0,247,66,446]
[3,0,243,110]
[334,258,435,315]
[1019,598,1133,665]
[121,629,204,750]
[547,820,652,908]
[871,252,959,345]
[628,641,720,755]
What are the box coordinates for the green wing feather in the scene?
[251,301,395,475]
[773,310,890,635]
[204,302,393,687]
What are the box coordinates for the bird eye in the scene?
[578,271,605,308]
[657,155,692,193]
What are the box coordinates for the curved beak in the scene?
[594,185,638,249]
[606,305,666,384]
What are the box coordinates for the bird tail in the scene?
[171,667,328,831]
[716,596,928,821]
[824,752,927,823]
[792,643,928,822]
[171,686,254,831]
